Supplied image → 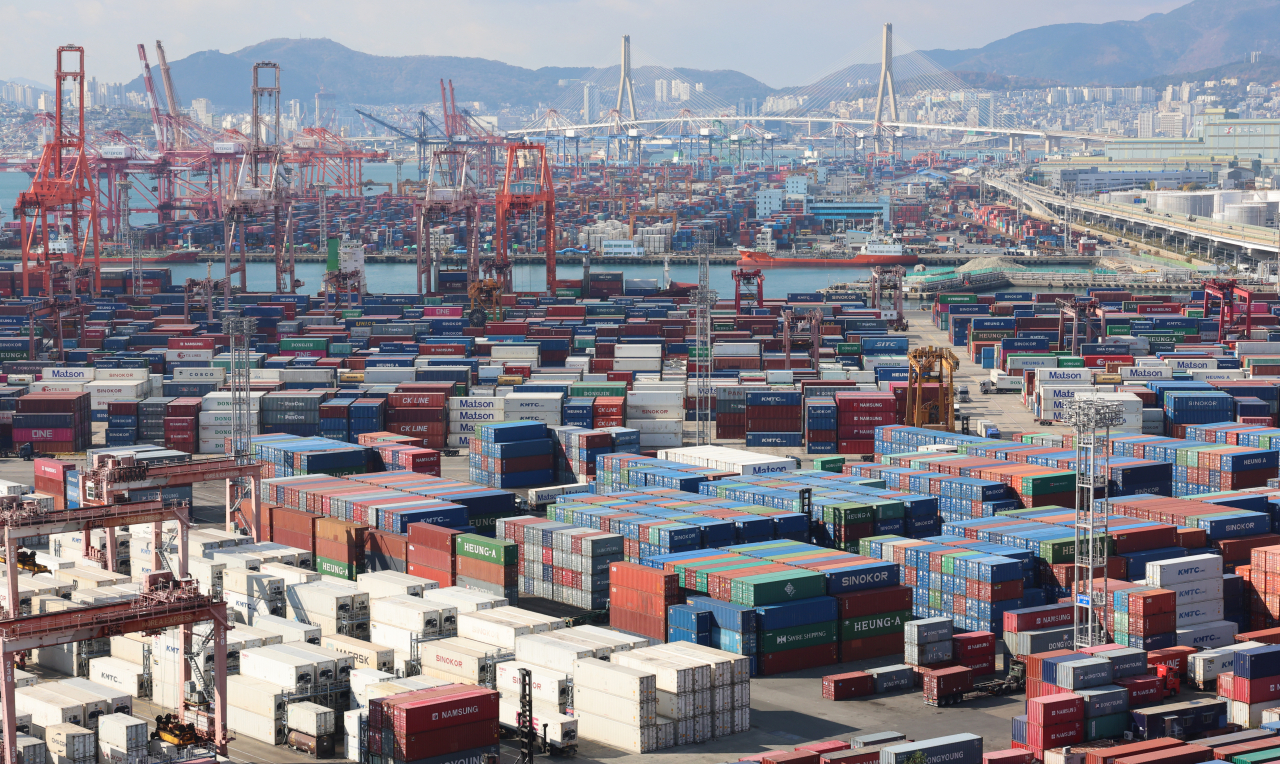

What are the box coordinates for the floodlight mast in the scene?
[1063,397,1126,650]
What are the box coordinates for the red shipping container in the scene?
[839,633,903,663]
[1147,646,1195,675]
[608,607,666,641]
[1027,693,1084,726]
[1128,588,1176,617]
[983,752,1034,764]
[391,687,498,731]
[610,561,679,600]
[795,742,850,755]
[1085,739,1184,764]
[964,655,996,676]
[456,556,515,586]
[1028,720,1083,751]
[821,672,873,700]
[834,585,912,618]
[1004,604,1073,633]
[1128,611,1177,635]
[923,666,973,699]
[399,719,499,760]
[762,752,819,764]
[406,562,453,586]
[756,643,839,676]
[1114,675,1162,706]
[367,530,408,561]
[1110,745,1209,764]
[1213,738,1280,760]
[408,522,462,552]
[952,632,996,659]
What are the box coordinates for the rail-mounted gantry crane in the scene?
[906,347,959,431]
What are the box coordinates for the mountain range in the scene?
[118,0,1280,112]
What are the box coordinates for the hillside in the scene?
[919,0,1280,85]
[124,38,776,112]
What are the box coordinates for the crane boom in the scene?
[155,41,183,149]
[136,44,164,147]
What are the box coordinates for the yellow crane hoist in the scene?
[905,346,960,432]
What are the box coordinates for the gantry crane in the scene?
[1203,278,1266,343]
[494,143,556,294]
[870,266,908,331]
[732,269,764,314]
[0,494,229,763]
[415,148,479,295]
[905,347,959,431]
[16,46,101,297]
[1056,298,1109,354]
[24,298,89,362]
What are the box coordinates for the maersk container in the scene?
[498,700,577,746]
[878,733,982,764]
[320,634,394,673]
[286,701,335,737]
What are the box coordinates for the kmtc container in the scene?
[1145,554,1224,587]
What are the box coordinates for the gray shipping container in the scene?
[1096,647,1148,678]
[1004,626,1073,657]
[904,640,952,666]
[866,665,913,694]
[879,733,983,764]
[903,617,951,645]
[1176,620,1238,650]
[1074,685,1129,718]
[854,731,905,748]
[1055,658,1113,690]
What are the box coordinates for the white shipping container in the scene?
[502,393,562,412]
[227,704,286,745]
[96,714,147,752]
[494,661,570,707]
[571,658,657,702]
[15,688,81,729]
[319,634,394,673]
[227,675,291,719]
[416,638,496,683]
[638,433,682,448]
[15,734,44,764]
[490,345,539,361]
[610,653,695,694]
[87,658,144,699]
[458,612,531,648]
[655,445,794,476]
[45,723,94,759]
[1176,620,1238,650]
[286,701,335,737]
[239,647,315,688]
[498,700,578,746]
[372,595,453,633]
[573,686,657,726]
[41,368,93,383]
[1146,554,1224,587]
[613,359,662,372]
[712,343,760,358]
[449,397,504,411]
[514,634,594,674]
[164,349,213,362]
[427,587,506,612]
[1175,599,1225,626]
[250,613,321,644]
[574,712,658,753]
[174,367,226,383]
[1228,699,1270,729]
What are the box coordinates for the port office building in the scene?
[1045,166,1213,192]
[1096,108,1278,174]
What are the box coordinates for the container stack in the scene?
[366,685,500,764]
[625,389,683,449]
[349,398,387,442]
[1003,603,1075,658]
[315,516,367,581]
[261,391,324,438]
[714,386,748,440]
[835,392,896,455]
[570,657,664,753]
[469,421,553,489]
[97,713,147,764]
[45,723,94,764]
[609,561,680,642]
[805,397,837,455]
[1147,553,1236,650]
[1219,644,1280,728]
[319,398,350,441]
[1111,585,1177,651]
[745,389,802,449]
[406,521,461,586]
[499,517,621,609]
[448,396,503,450]
[104,401,138,446]
[285,701,336,757]
[454,533,518,601]
[138,396,173,441]
[836,583,912,661]
[904,617,953,672]
[14,392,91,452]
[952,631,997,677]
[384,389,448,450]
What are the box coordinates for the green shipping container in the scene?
[316,556,362,580]
[937,294,978,304]
[862,498,905,520]
[840,609,910,640]
[1232,748,1280,764]
[1084,712,1129,742]
[1020,471,1074,495]
[823,503,875,525]
[280,337,330,351]
[812,457,846,473]
[836,343,862,355]
[340,309,363,319]
[455,533,518,566]
[696,560,773,592]
[1058,357,1085,368]
[730,570,826,606]
[858,535,899,557]
[758,620,838,654]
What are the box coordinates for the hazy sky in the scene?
[4,0,1191,88]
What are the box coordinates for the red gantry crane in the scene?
[15,46,101,297]
[494,143,557,295]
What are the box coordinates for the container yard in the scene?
[9,20,1280,764]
